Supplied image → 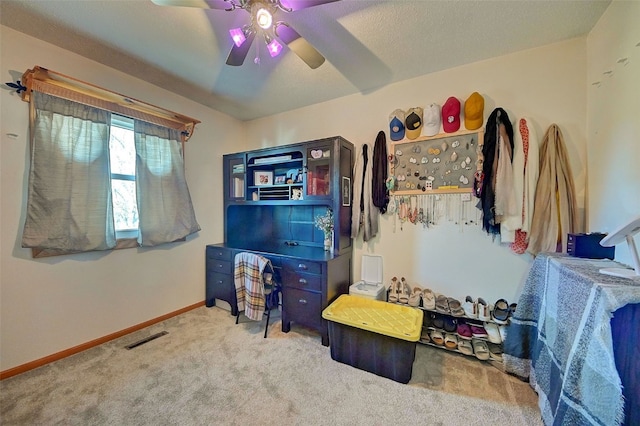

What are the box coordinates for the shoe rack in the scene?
[386,287,509,370]
[418,307,507,371]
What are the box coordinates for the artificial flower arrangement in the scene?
[314,209,334,250]
[314,208,334,234]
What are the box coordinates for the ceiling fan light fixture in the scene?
[255,7,273,30]
[229,27,247,47]
[266,38,283,57]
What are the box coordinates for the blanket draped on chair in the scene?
[234,252,270,321]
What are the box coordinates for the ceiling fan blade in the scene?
[226,31,256,66]
[279,0,341,12]
[275,24,325,69]
[150,0,233,10]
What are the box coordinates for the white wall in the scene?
[246,38,589,306]
[586,0,640,269]
[1,27,598,372]
[0,26,245,371]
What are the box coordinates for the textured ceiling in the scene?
[1,0,611,121]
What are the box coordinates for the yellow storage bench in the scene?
[322,294,423,383]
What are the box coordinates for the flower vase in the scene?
[324,232,332,252]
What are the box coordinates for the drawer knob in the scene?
[298,298,308,304]
[217,280,223,284]
[298,278,307,285]
[298,263,307,270]
[218,264,223,268]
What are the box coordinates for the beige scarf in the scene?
[528,124,578,255]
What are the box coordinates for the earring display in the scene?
[389,129,483,195]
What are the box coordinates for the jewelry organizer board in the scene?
[390,129,484,195]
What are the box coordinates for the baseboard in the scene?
[0,301,205,380]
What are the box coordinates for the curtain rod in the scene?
[19,66,201,142]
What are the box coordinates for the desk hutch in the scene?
[206,136,354,346]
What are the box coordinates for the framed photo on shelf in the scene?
[274,175,286,184]
[254,171,273,186]
[342,176,351,206]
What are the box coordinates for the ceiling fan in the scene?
[151,0,339,68]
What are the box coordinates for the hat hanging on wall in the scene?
[442,97,461,133]
[405,107,424,140]
[464,92,485,130]
[389,109,406,141]
[423,103,441,137]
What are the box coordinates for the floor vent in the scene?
[125,331,168,350]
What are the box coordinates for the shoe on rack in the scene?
[430,330,445,345]
[477,297,491,321]
[398,278,411,304]
[492,299,511,324]
[388,277,399,303]
[484,322,502,344]
[456,322,473,340]
[444,333,458,350]
[420,328,431,343]
[448,297,465,317]
[423,312,433,328]
[498,324,507,342]
[443,316,457,333]
[458,339,474,356]
[435,294,450,314]
[408,286,422,307]
[470,324,488,338]
[472,339,491,361]
[487,342,503,362]
[422,288,436,310]
[463,296,477,318]
[432,313,444,330]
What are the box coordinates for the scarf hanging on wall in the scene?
[528,124,578,255]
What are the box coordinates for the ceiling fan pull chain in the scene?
[254,38,261,65]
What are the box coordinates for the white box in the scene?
[349,254,385,301]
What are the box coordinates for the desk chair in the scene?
[234,252,281,338]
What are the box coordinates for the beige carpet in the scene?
[0,306,541,425]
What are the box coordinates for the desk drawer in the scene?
[283,288,322,329]
[282,259,322,275]
[282,269,322,292]
[207,247,232,261]
[208,259,232,275]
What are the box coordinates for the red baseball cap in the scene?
[442,97,461,133]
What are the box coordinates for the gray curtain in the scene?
[134,120,200,247]
[22,92,115,252]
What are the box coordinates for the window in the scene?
[19,66,202,257]
[109,115,139,239]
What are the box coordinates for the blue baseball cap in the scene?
[389,109,405,141]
